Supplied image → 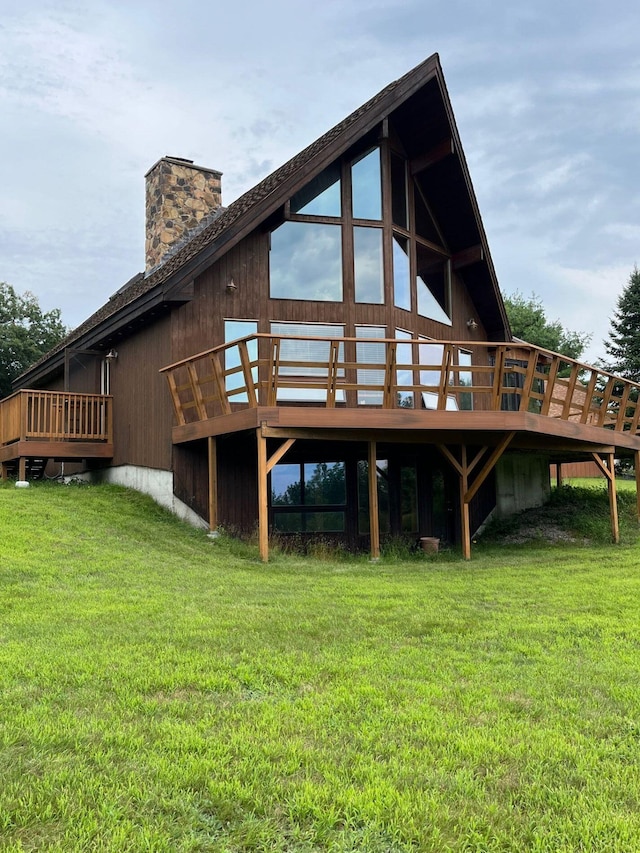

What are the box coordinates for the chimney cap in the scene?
[144,156,222,179]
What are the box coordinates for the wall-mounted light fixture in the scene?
[105,349,118,361]
[466,318,478,331]
[226,277,237,294]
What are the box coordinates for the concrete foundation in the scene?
[67,465,208,529]
[495,452,551,517]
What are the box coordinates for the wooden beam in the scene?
[451,245,483,270]
[368,441,380,560]
[256,428,269,562]
[238,341,258,408]
[207,436,218,531]
[608,452,620,544]
[636,450,640,524]
[591,452,619,543]
[410,138,454,174]
[465,432,515,503]
[437,443,462,476]
[460,445,471,560]
[266,438,296,474]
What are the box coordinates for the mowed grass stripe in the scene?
[1,481,640,852]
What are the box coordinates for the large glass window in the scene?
[271,461,346,533]
[419,338,458,410]
[290,162,341,217]
[270,221,342,301]
[356,326,386,406]
[393,235,411,311]
[458,349,473,410]
[417,246,452,325]
[354,226,384,303]
[396,329,414,408]
[391,153,408,229]
[224,319,258,402]
[270,322,345,402]
[352,149,382,220]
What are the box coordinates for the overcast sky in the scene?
[1,0,638,362]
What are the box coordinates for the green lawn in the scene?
[2,482,640,852]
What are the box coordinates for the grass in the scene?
[2,481,640,851]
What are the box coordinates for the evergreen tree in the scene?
[603,267,640,381]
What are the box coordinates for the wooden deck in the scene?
[0,390,114,478]
[160,334,640,452]
[161,336,640,561]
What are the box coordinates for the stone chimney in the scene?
[145,156,222,273]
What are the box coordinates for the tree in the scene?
[603,267,640,381]
[0,282,68,398]
[504,291,591,361]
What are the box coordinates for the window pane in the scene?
[291,162,341,217]
[393,235,411,311]
[304,511,345,532]
[270,221,342,301]
[396,329,414,408]
[273,512,304,532]
[270,322,345,402]
[271,464,302,505]
[303,462,346,505]
[416,245,451,325]
[458,349,473,410]
[356,326,385,406]
[391,153,408,229]
[354,226,384,304]
[419,339,458,410]
[224,320,258,402]
[352,149,382,220]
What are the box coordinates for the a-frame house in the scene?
[3,54,639,558]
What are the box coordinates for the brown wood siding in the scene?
[173,441,209,521]
[110,314,173,470]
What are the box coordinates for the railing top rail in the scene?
[159,335,640,394]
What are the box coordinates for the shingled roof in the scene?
[18,52,508,385]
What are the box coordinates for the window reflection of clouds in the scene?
[417,275,452,325]
[270,221,342,301]
[224,320,258,402]
[352,149,382,220]
[354,227,384,303]
[291,162,342,217]
[393,236,411,311]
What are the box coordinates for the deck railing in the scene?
[0,390,113,446]
[160,335,640,435]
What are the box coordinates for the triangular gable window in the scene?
[290,162,341,217]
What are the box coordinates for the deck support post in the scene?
[636,450,640,524]
[460,445,471,560]
[207,436,218,531]
[18,457,26,482]
[591,452,620,543]
[438,433,515,560]
[256,427,269,562]
[368,441,380,560]
[1,462,8,481]
[556,462,563,488]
